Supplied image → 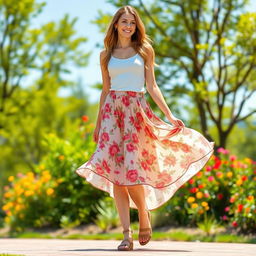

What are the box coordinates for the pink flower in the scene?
[123,133,131,141]
[109,143,119,156]
[222,215,228,221]
[224,206,230,212]
[208,176,214,182]
[126,142,137,152]
[101,132,109,142]
[230,155,237,161]
[206,166,212,172]
[116,155,124,163]
[126,169,138,182]
[217,147,229,154]
[102,159,111,173]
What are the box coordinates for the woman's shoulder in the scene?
[100,49,108,59]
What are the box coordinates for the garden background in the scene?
[0,0,255,242]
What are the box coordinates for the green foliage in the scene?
[93,197,120,232]
[155,148,256,232]
[0,0,91,209]
[1,119,107,233]
[197,213,221,236]
[96,0,256,152]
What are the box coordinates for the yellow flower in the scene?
[25,190,34,197]
[245,207,250,213]
[205,206,210,211]
[58,155,65,160]
[39,164,45,170]
[187,197,195,204]
[7,211,12,216]
[46,188,54,196]
[2,205,9,211]
[8,176,15,182]
[4,216,10,223]
[247,195,254,201]
[15,204,22,212]
[201,201,208,207]
[198,209,204,214]
[226,171,233,178]
[191,203,198,208]
[244,158,252,164]
[236,179,243,186]
[196,192,203,199]
[4,192,12,198]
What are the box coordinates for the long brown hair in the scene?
[102,5,158,71]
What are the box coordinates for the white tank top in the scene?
[107,53,146,93]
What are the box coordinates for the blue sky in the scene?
[34,0,256,117]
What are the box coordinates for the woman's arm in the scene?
[144,47,184,127]
[95,50,111,128]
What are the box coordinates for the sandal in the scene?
[139,210,152,246]
[117,229,133,251]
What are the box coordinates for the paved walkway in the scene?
[0,239,255,256]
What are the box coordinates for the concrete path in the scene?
[0,239,255,256]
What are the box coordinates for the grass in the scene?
[1,230,254,244]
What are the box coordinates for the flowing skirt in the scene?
[75,90,215,210]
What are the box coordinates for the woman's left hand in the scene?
[168,115,185,127]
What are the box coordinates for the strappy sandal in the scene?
[139,210,152,246]
[117,229,133,251]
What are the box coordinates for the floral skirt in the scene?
[75,90,215,210]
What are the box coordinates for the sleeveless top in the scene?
[107,53,146,93]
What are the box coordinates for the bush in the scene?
[2,116,107,232]
[157,148,256,233]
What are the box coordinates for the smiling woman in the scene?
[74,4,215,252]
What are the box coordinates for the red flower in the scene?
[188,178,195,184]
[189,187,198,193]
[142,149,149,158]
[131,133,139,143]
[136,112,144,123]
[141,161,150,171]
[241,175,247,181]
[121,95,130,106]
[144,125,157,139]
[232,221,238,227]
[126,169,138,182]
[237,204,243,213]
[102,159,111,173]
[127,91,137,97]
[217,193,224,200]
[82,115,89,122]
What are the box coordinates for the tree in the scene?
[94,0,256,149]
[0,0,90,176]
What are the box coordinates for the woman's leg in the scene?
[113,184,132,241]
[127,185,151,243]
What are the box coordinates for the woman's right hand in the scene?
[93,124,100,143]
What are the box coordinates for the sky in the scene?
[33,0,256,118]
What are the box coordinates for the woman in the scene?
[75,5,214,251]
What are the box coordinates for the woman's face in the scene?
[115,12,136,38]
